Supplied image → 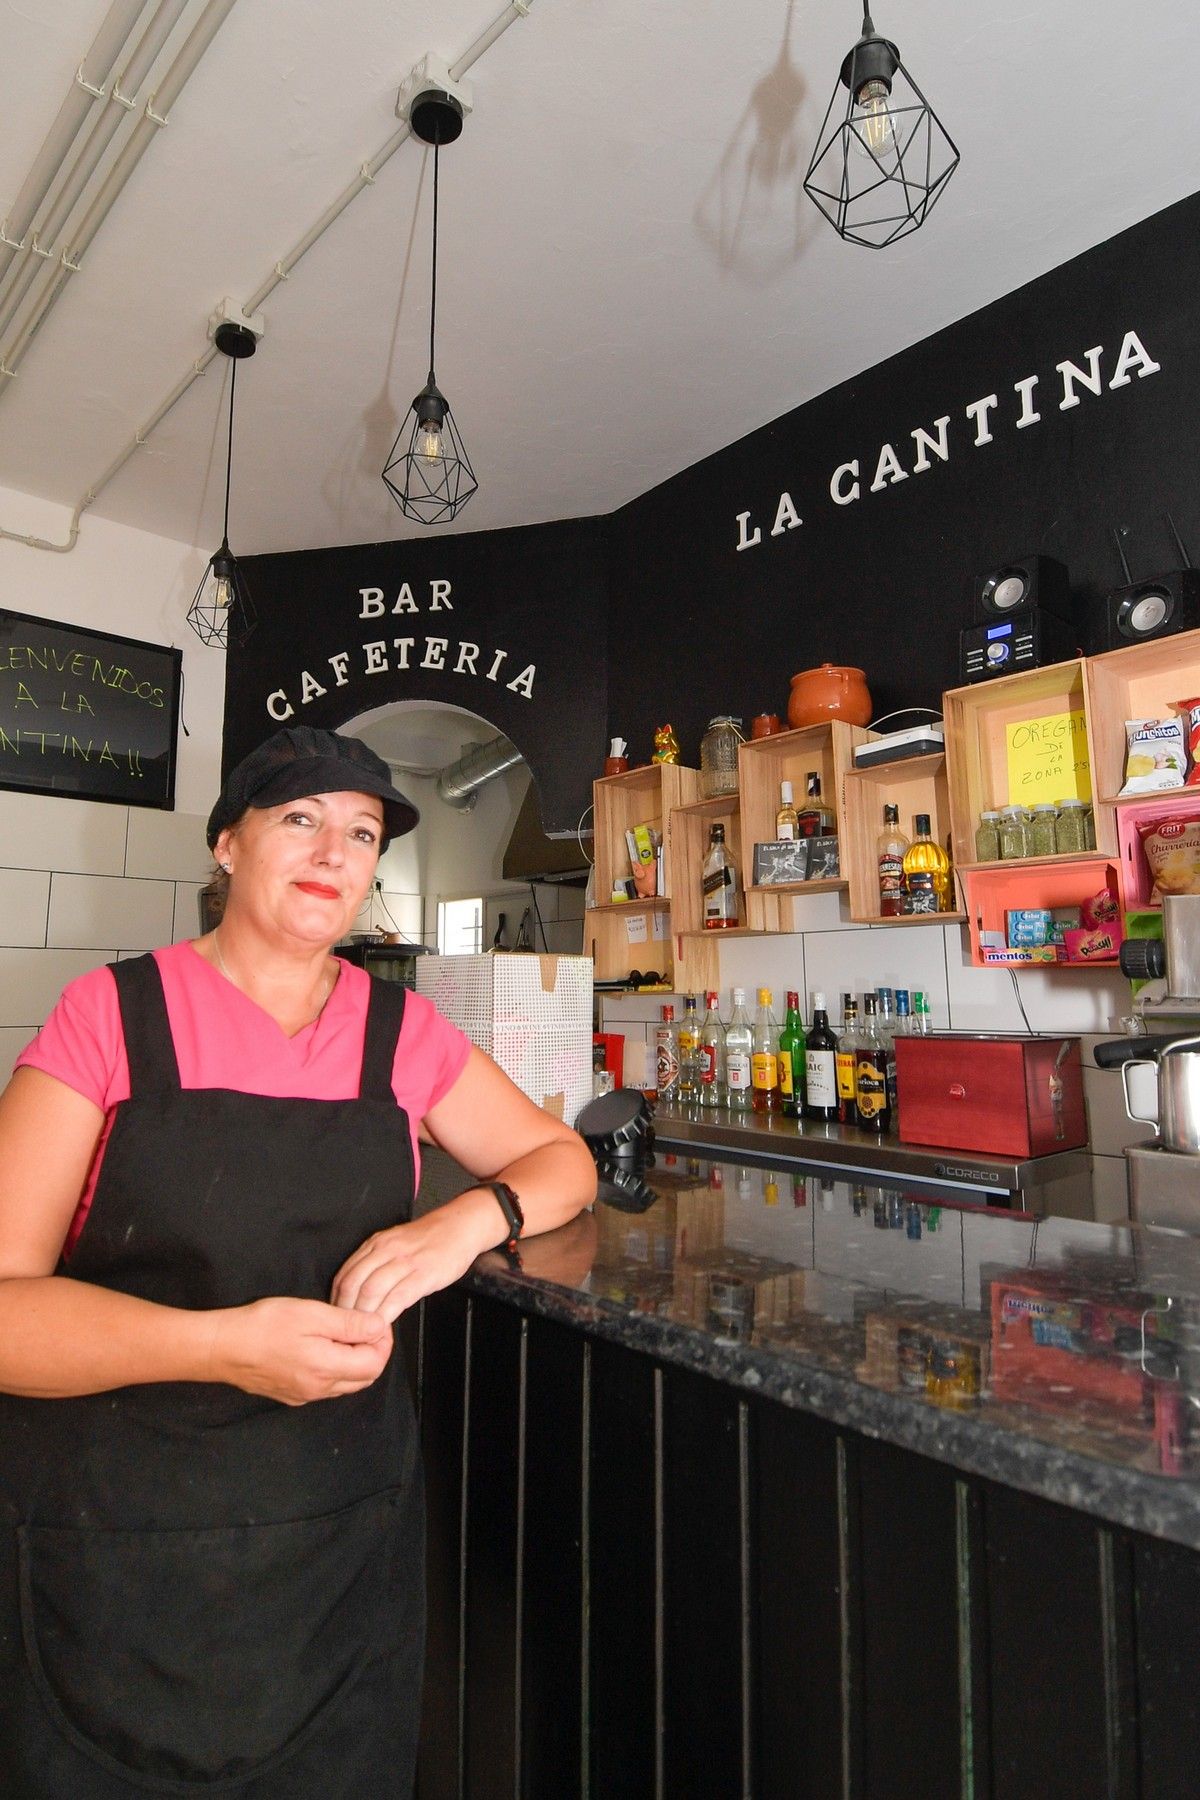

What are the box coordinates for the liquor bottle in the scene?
[877,803,909,917]
[702,823,739,929]
[778,990,805,1119]
[875,987,899,1118]
[902,814,951,915]
[775,781,799,841]
[655,1005,680,1103]
[751,988,781,1112]
[698,990,726,1106]
[834,994,862,1126]
[796,771,836,838]
[855,994,891,1132]
[677,994,701,1101]
[803,992,839,1122]
[913,990,933,1035]
[725,987,753,1111]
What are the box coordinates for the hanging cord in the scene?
[427,135,439,381]
[222,354,237,547]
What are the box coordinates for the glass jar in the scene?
[974,809,1001,863]
[1055,797,1088,855]
[1029,802,1059,858]
[998,805,1031,860]
[1083,802,1096,850]
[699,715,743,798]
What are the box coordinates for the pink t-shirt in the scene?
[16,941,471,1254]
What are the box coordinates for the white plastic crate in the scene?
[416,953,594,1124]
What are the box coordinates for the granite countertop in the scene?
[422,1148,1200,1550]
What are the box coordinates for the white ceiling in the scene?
[0,0,1198,561]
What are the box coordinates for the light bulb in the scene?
[852,78,899,161]
[212,573,234,611]
[418,422,444,464]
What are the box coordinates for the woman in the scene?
[0,724,596,1798]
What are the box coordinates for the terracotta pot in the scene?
[787,663,872,730]
[750,713,781,739]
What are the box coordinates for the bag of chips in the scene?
[1119,717,1187,795]
[1176,697,1200,786]
[1138,813,1200,904]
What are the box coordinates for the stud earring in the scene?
[220,862,232,874]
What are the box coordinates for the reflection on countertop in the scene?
[421,1147,1200,1547]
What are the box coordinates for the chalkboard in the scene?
[0,609,181,809]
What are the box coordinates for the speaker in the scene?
[1095,567,1200,650]
[972,555,1071,624]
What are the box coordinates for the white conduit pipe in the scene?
[0,0,193,348]
[0,0,238,381]
[0,0,535,556]
[0,0,152,290]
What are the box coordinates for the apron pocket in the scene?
[17,1489,402,1789]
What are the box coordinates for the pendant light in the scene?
[803,6,959,249]
[187,319,259,647]
[382,83,477,525]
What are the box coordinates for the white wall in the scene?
[0,484,223,1080]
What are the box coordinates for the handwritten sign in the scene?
[0,610,181,809]
[1005,709,1092,805]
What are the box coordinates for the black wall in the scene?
[606,187,1200,762]
[227,516,608,836]
[224,190,1200,834]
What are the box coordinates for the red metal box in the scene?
[893,1033,1087,1158]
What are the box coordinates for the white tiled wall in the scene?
[0,788,210,1081]
[599,903,1149,1221]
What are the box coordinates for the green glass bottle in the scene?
[778,989,805,1119]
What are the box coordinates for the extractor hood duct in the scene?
[433,734,592,882]
[502,780,592,885]
[436,734,523,809]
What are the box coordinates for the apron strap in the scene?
[109,954,182,1096]
[358,977,408,1101]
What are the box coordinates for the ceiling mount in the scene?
[397,53,473,145]
[213,321,258,360]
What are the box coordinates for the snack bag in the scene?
[1120,717,1187,795]
[1138,813,1200,904]
[1177,697,1200,786]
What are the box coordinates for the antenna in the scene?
[1112,525,1133,584]
[1165,512,1192,570]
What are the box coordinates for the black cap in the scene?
[207,726,419,850]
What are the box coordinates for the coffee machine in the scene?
[1094,897,1200,1228]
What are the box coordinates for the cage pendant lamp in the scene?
[187,322,258,647]
[383,104,477,525]
[803,6,959,249]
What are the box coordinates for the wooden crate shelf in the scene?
[842,751,958,924]
[669,794,747,934]
[943,658,1115,868]
[1085,625,1200,805]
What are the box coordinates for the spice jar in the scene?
[998,805,1031,860]
[699,715,743,798]
[1029,802,1059,858]
[1055,797,1088,855]
[974,810,1001,863]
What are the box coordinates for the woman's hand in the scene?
[208,1296,394,1405]
[331,1208,490,1324]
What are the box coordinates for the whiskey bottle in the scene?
[877,803,909,917]
[702,823,739,929]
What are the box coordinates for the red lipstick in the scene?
[295,881,340,899]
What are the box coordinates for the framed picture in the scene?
[805,835,841,879]
[0,609,181,809]
[753,839,810,885]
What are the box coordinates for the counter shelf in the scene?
[650,1101,1091,1210]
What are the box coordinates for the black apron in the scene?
[0,954,423,1798]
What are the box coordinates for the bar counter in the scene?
[410,1148,1200,1798]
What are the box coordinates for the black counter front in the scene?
[408,1149,1200,1799]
